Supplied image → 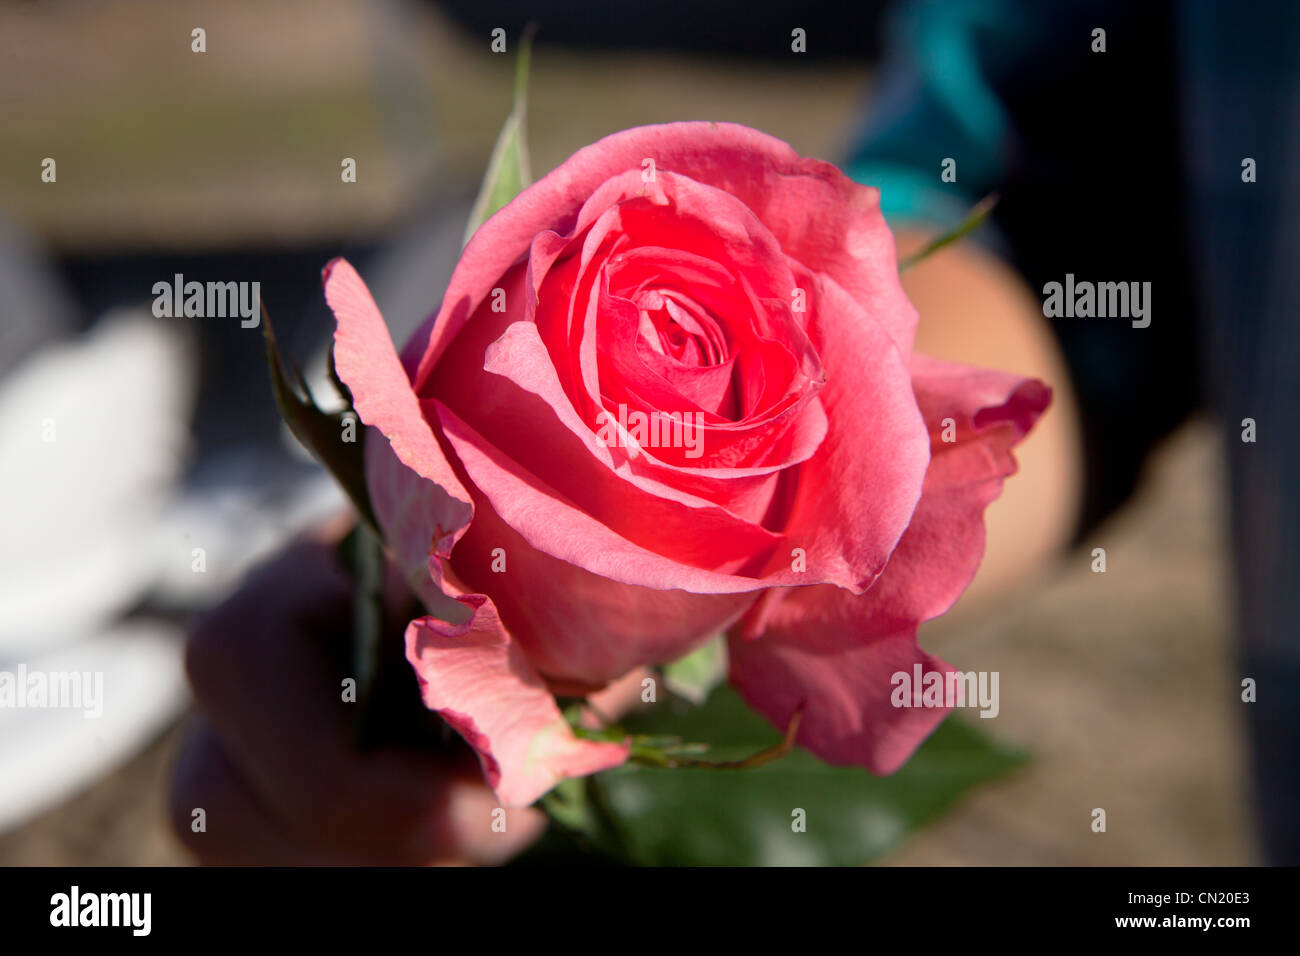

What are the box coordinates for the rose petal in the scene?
[406,585,628,808]
[435,408,757,683]
[729,356,1050,771]
[470,322,786,566]
[728,587,957,773]
[763,270,931,591]
[434,398,773,592]
[526,170,823,469]
[324,257,474,603]
[868,354,1053,627]
[411,123,917,390]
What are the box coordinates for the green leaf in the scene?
[461,25,535,245]
[661,635,727,705]
[897,193,999,272]
[587,685,1027,866]
[262,304,377,530]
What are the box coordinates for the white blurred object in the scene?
[0,310,193,659]
[149,467,346,605]
[0,301,351,836]
[0,621,188,833]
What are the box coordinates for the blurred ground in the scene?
[0,0,1254,864]
[0,419,1252,865]
[894,420,1253,865]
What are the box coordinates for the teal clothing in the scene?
[847,0,1300,862]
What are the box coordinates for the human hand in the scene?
[169,537,547,865]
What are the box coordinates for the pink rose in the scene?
[324,122,1049,806]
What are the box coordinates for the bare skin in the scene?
[169,539,547,865]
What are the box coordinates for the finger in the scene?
[185,539,544,861]
[171,718,546,865]
[170,718,348,865]
[186,540,447,858]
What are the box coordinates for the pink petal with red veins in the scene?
[362,435,467,620]
[472,321,784,567]
[324,257,474,565]
[526,170,823,469]
[728,593,958,774]
[763,270,930,591]
[434,398,775,591]
[879,354,1053,625]
[411,123,917,389]
[439,426,757,684]
[406,591,628,807]
[729,355,1051,771]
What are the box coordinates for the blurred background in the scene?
[0,0,1275,864]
